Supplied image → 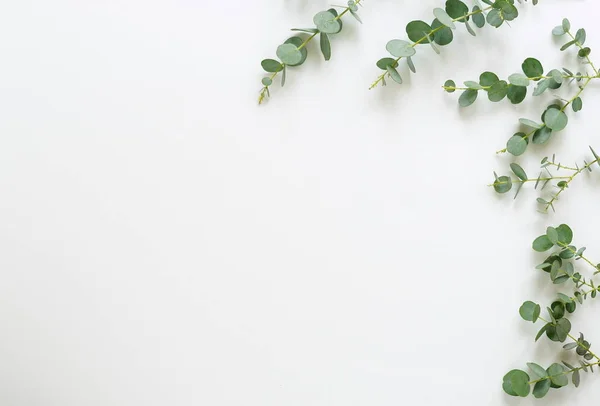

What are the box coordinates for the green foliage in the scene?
[503,223,600,398]
[490,147,600,212]
[258,1,364,104]
[371,0,540,90]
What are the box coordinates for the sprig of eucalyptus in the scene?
[445,18,599,157]
[258,1,364,104]
[490,146,600,212]
[503,224,600,398]
[370,0,539,90]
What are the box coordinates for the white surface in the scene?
[1,0,600,405]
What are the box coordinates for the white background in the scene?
[1,0,600,404]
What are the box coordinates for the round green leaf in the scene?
[479,71,499,86]
[459,89,478,107]
[261,77,272,86]
[519,301,541,322]
[494,176,512,194]
[507,135,527,156]
[531,126,552,145]
[406,20,433,43]
[533,379,551,399]
[488,80,508,102]
[276,44,302,65]
[472,6,485,28]
[386,39,416,57]
[376,58,398,70]
[555,318,571,342]
[546,226,559,244]
[503,370,530,397]
[527,363,548,379]
[284,37,308,66]
[431,19,454,46]
[509,73,530,87]
[550,300,565,319]
[543,108,568,131]
[445,0,469,20]
[552,26,565,36]
[522,58,544,78]
[562,18,571,32]
[556,224,573,245]
[507,85,527,104]
[547,363,568,387]
[433,7,455,28]
[444,79,456,92]
[313,11,341,34]
[261,59,284,73]
[533,235,554,252]
[486,9,503,27]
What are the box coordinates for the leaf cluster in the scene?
[258,1,364,104]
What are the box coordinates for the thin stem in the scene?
[528,360,600,385]
[543,157,600,212]
[442,73,600,92]
[559,243,599,272]
[370,6,494,90]
[488,176,571,187]
[566,30,599,76]
[258,0,362,104]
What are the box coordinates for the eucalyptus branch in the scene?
[445,18,599,157]
[258,1,364,104]
[490,147,600,212]
[503,224,600,398]
[370,0,540,90]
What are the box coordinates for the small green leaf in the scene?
[576,28,586,44]
[562,18,571,32]
[320,33,331,61]
[459,89,478,107]
[507,85,527,104]
[552,26,565,36]
[350,10,362,24]
[276,44,303,65]
[510,163,527,181]
[522,58,544,78]
[472,6,485,28]
[555,224,573,245]
[431,19,454,46]
[546,227,559,244]
[519,118,543,129]
[533,79,550,96]
[533,235,554,252]
[527,362,548,379]
[507,135,527,156]
[407,57,416,73]
[532,126,552,145]
[406,20,433,43]
[386,65,403,84]
[573,369,581,387]
[444,79,456,92]
[376,58,398,70]
[486,9,503,27]
[479,72,499,86]
[494,176,512,194]
[533,379,551,398]
[573,97,583,112]
[386,39,416,57]
[313,11,341,34]
[464,81,482,89]
[519,301,541,322]
[547,363,568,387]
[544,108,568,131]
[509,73,530,87]
[555,318,571,342]
[261,77,272,86]
[445,0,469,20]
[433,8,456,29]
[488,80,508,102]
[261,59,284,73]
[503,370,530,397]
